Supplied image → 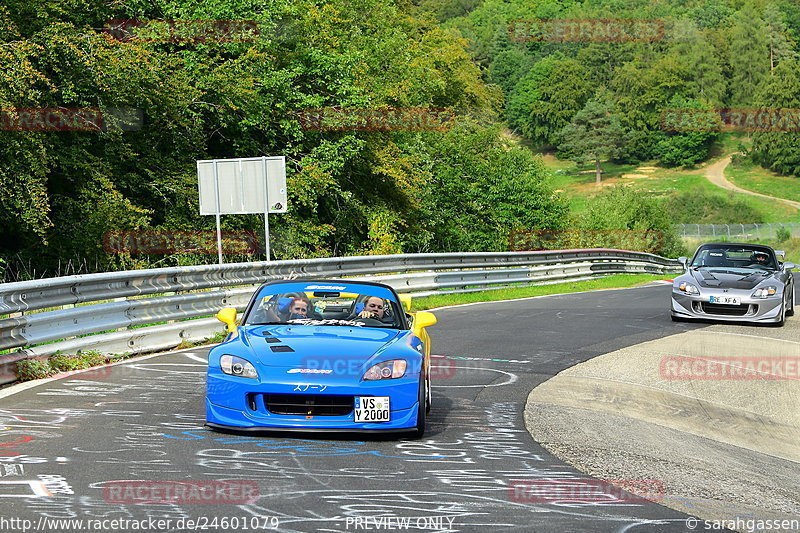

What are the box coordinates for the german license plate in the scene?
[354,396,390,422]
[709,295,741,305]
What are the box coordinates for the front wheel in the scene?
[410,375,426,438]
[425,374,431,415]
[786,286,795,317]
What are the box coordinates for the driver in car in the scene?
[750,251,771,267]
[355,296,390,322]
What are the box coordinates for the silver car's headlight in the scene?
[752,286,777,299]
[678,281,700,295]
[220,355,258,379]
[363,360,407,381]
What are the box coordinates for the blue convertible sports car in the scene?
[205,279,437,437]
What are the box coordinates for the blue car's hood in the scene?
[236,325,404,369]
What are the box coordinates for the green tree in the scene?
[728,2,770,106]
[764,2,796,75]
[673,19,726,106]
[654,96,720,167]
[557,97,625,184]
[488,48,532,96]
[407,121,567,252]
[750,58,800,175]
[523,58,593,147]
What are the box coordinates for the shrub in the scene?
[80,350,108,367]
[16,359,55,381]
[776,226,791,242]
[580,186,686,257]
[665,192,763,224]
[49,353,84,372]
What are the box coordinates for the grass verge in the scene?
[726,159,800,204]
[410,273,669,311]
[12,330,227,383]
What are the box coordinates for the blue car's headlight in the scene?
[363,360,407,381]
[220,355,258,379]
[752,286,777,299]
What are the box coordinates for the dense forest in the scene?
[1,0,798,279]
[442,0,799,169]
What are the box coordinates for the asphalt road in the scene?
[0,282,757,533]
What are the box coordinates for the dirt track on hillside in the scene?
[705,155,800,210]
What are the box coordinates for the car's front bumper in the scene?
[205,373,421,431]
[205,399,419,431]
[671,290,784,323]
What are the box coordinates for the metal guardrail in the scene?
[676,223,800,240]
[0,249,681,385]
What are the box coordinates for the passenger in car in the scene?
[288,297,310,319]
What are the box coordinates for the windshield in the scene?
[690,245,777,270]
[244,281,406,329]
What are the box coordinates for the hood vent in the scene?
[270,345,295,353]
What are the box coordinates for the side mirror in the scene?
[784,262,796,270]
[216,307,238,333]
[678,257,687,268]
[414,311,437,329]
[399,294,412,312]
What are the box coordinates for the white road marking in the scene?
[433,367,518,388]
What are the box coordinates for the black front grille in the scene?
[700,303,752,316]
[261,394,354,416]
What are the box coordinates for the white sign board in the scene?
[198,156,287,215]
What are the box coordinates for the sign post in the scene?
[197,156,287,263]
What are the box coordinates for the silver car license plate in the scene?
[709,295,741,305]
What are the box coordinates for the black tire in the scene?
[410,374,426,438]
[786,286,795,317]
[425,374,431,415]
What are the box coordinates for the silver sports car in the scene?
[671,243,796,326]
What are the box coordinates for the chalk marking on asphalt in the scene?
[0,345,218,400]
[127,363,206,374]
[183,353,209,363]
[433,354,532,363]
[433,367,517,388]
